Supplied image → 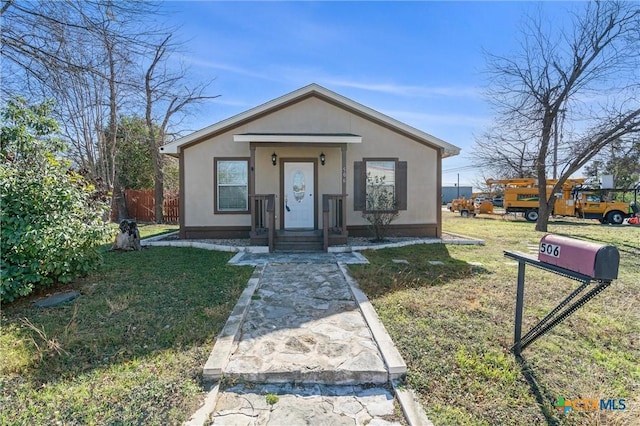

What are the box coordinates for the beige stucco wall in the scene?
[183,97,439,229]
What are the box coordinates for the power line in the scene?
[442,164,475,172]
[443,161,495,173]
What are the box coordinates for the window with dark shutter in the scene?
[365,160,396,211]
[356,158,408,212]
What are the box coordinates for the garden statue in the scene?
[112,219,141,251]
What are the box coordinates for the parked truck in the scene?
[449,192,498,218]
[449,192,492,213]
[486,178,636,224]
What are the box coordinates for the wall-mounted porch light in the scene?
[320,152,326,166]
[271,152,277,166]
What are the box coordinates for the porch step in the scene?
[274,230,324,252]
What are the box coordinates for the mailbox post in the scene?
[505,234,619,356]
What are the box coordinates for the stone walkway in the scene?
[224,263,387,384]
[211,383,401,425]
[183,255,433,425]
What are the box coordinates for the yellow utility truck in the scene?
[449,192,497,217]
[486,178,632,224]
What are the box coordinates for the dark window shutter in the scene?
[353,161,365,211]
[397,161,408,210]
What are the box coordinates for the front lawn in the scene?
[136,223,179,239]
[2,216,637,425]
[349,213,639,425]
[0,239,252,425]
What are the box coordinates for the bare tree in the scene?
[482,1,640,231]
[1,1,158,219]
[2,1,217,222]
[144,34,218,222]
[473,124,539,179]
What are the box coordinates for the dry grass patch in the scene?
[349,212,639,425]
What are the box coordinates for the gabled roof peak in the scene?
[160,83,460,157]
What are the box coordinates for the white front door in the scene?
[284,162,315,229]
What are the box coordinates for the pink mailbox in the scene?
[538,234,619,280]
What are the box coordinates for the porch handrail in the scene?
[250,194,276,252]
[266,194,275,253]
[323,194,346,251]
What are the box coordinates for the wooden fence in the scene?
[124,189,179,223]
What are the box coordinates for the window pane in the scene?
[365,161,396,211]
[218,161,248,185]
[366,161,395,185]
[217,160,248,211]
[218,185,248,210]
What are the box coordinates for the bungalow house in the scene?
[160,84,460,251]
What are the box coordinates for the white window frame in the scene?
[215,158,249,213]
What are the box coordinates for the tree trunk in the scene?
[535,182,551,232]
[535,197,553,232]
[534,108,554,232]
[113,185,129,222]
[146,111,164,223]
[154,158,164,223]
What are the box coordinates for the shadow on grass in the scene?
[350,243,489,299]
[546,220,602,227]
[2,246,253,383]
[516,355,561,426]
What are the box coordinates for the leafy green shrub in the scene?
[1,98,109,302]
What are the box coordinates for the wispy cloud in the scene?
[384,110,490,128]
[210,98,254,108]
[181,56,274,80]
[324,79,482,99]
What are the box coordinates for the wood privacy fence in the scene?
[124,189,179,223]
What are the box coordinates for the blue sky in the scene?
[161,1,576,187]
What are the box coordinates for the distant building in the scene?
[442,186,472,204]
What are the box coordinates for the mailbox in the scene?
[538,234,619,281]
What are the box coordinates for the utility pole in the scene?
[553,115,558,180]
[553,109,566,180]
[457,173,460,198]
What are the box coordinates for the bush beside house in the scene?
[0,98,109,302]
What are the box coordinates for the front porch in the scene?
[242,135,353,252]
[249,193,348,252]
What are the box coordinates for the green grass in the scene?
[136,223,179,239]
[349,212,640,426]
[2,217,637,424]
[0,246,252,425]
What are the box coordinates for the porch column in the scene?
[249,143,256,200]
[436,147,442,238]
[249,144,256,237]
[341,144,347,236]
